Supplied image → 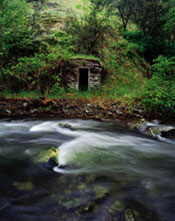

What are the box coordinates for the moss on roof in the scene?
[71,54,102,64]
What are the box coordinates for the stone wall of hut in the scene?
[60,59,102,90]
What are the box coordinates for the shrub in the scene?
[0,46,72,94]
[141,56,175,115]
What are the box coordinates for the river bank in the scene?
[0,97,173,124]
[0,97,142,119]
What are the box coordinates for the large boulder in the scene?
[35,146,59,165]
[161,129,175,139]
[128,119,175,141]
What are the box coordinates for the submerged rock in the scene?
[108,200,125,215]
[14,181,34,191]
[161,129,175,139]
[128,119,148,133]
[59,123,73,130]
[125,209,135,221]
[35,146,59,165]
[128,119,175,141]
[149,126,174,137]
[41,158,58,170]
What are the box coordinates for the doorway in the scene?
[79,68,89,91]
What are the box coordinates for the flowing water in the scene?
[0,118,174,221]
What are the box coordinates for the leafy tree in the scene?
[65,1,112,55]
[0,0,29,58]
[105,0,175,61]
[164,6,175,44]
[105,0,138,29]
[132,0,171,37]
[103,0,173,34]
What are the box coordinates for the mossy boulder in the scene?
[128,119,175,140]
[149,126,174,137]
[35,146,59,165]
[59,123,73,130]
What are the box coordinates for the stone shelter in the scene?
[60,58,102,91]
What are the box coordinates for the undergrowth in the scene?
[101,40,147,100]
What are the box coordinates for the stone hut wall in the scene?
[60,59,102,90]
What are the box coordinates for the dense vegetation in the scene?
[0,0,175,117]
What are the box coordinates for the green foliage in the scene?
[104,0,138,29]
[0,89,41,98]
[164,7,175,36]
[0,46,71,94]
[141,56,175,115]
[71,54,101,63]
[0,88,12,97]
[105,0,173,35]
[65,1,112,55]
[48,31,73,49]
[122,30,158,61]
[122,30,148,54]
[0,0,30,59]
[101,40,145,99]
[1,54,45,90]
[28,0,47,36]
[0,0,175,119]
[131,0,170,37]
[152,56,175,79]
[65,88,97,99]
[49,74,65,97]
[104,0,175,62]
[14,90,42,98]
[122,28,175,62]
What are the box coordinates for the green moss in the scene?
[125,208,135,221]
[14,181,34,191]
[110,200,125,212]
[62,198,85,209]
[94,185,109,199]
[71,54,102,63]
[35,147,59,164]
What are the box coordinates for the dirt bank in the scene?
[0,97,174,124]
[0,97,144,121]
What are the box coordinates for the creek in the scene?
[0,118,174,221]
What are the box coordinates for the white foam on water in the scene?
[29,121,83,137]
[53,166,90,174]
[53,167,74,174]
[25,149,34,156]
[29,121,59,132]
[2,119,174,175]
[0,121,32,136]
[4,122,27,127]
[157,135,175,144]
[57,130,165,167]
